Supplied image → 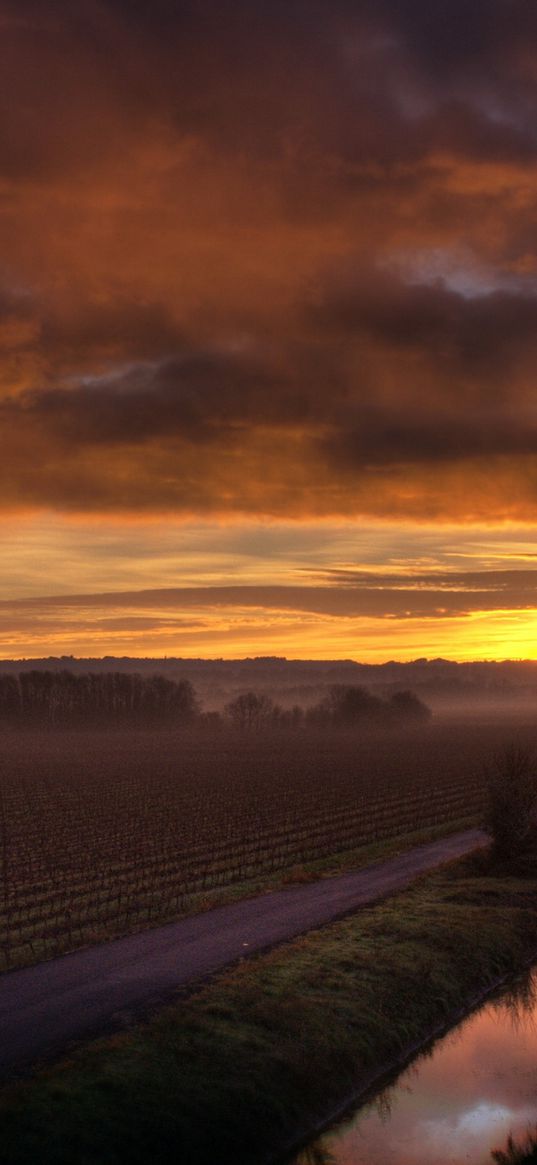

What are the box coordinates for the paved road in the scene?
[0,828,487,1076]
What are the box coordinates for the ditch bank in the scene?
[1,851,537,1165]
[274,943,537,1165]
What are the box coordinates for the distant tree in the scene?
[200,710,222,730]
[174,678,200,721]
[0,670,200,727]
[305,699,332,729]
[265,701,301,729]
[141,675,199,722]
[0,676,21,720]
[287,704,304,729]
[306,685,431,730]
[332,685,385,724]
[224,691,275,731]
[309,685,385,727]
[388,690,432,723]
[485,746,537,861]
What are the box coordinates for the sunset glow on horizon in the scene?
[2,1,537,662]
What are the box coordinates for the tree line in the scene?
[0,670,199,725]
[0,670,431,729]
[224,685,431,731]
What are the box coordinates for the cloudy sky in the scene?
[2,0,537,660]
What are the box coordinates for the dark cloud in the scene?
[1,352,277,445]
[1,0,537,518]
[4,570,537,622]
[312,267,537,365]
[1,259,537,514]
[2,0,537,176]
[40,301,186,367]
[320,415,537,470]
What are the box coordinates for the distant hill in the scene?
[0,656,536,717]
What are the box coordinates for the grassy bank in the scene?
[1,851,536,1165]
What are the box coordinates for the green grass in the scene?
[1,850,536,1165]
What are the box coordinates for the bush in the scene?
[485,746,537,861]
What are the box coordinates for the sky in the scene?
[2,0,537,661]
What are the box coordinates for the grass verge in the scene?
[5,814,479,973]
[1,848,537,1164]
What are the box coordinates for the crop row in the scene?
[0,720,529,971]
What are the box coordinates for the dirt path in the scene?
[0,828,487,1077]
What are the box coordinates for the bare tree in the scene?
[224,691,275,731]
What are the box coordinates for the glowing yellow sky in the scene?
[3,604,537,664]
[2,515,537,661]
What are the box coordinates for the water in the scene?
[293,969,537,1165]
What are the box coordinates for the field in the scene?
[0,719,535,971]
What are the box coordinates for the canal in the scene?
[292,968,537,1164]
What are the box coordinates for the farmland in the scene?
[0,719,535,972]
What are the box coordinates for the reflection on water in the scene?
[294,970,537,1165]
[297,1148,336,1165]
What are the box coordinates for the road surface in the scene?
[0,828,487,1076]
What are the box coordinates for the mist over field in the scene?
[0,713,526,973]
[1,655,536,719]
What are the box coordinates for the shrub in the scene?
[485,746,537,861]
